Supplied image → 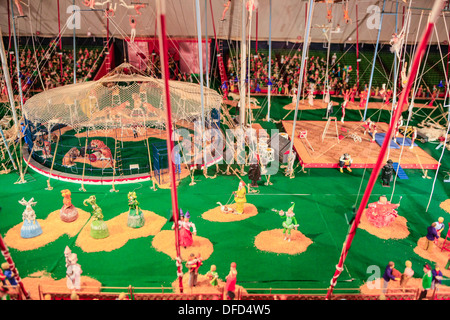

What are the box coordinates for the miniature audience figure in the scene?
[380,159,394,187]
[338,153,353,173]
[19,198,43,239]
[1,263,17,287]
[434,217,445,242]
[66,251,82,291]
[248,161,261,188]
[60,189,79,223]
[172,210,196,248]
[0,286,10,300]
[381,261,400,295]
[127,191,145,228]
[224,262,237,300]
[186,253,202,289]
[400,260,414,291]
[431,264,443,291]
[418,264,432,300]
[206,265,219,287]
[425,222,439,252]
[233,181,247,214]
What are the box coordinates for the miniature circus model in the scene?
[19,198,43,239]
[60,189,79,222]
[83,195,109,239]
[126,191,145,228]
[365,196,401,228]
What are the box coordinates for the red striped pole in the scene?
[155,0,184,293]
[0,235,30,299]
[326,0,446,300]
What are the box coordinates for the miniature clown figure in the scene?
[66,252,82,290]
[127,191,145,228]
[233,181,247,214]
[206,265,219,287]
[338,153,353,173]
[60,189,79,223]
[19,198,43,239]
[83,195,109,239]
[275,202,299,242]
[224,262,237,300]
[172,210,196,248]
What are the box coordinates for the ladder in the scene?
[104,40,111,73]
[217,39,228,95]
[322,117,339,142]
[114,138,124,177]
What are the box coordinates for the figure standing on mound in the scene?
[224,262,237,300]
[127,191,145,228]
[273,203,299,242]
[60,189,79,222]
[19,198,43,239]
[380,159,394,187]
[233,181,247,214]
[83,195,109,239]
[338,153,353,173]
[172,210,196,248]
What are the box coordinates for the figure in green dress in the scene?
[127,191,145,228]
[272,202,299,242]
[83,195,109,239]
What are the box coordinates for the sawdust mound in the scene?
[171,273,247,297]
[358,210,410,240]
[254,229,313,255]
[152,230,213,261]
[75,210,166,253]
[413,237,450,276]
[3,208,91,251]
[439,199,450,214]
[202,203,258,222]
[20,271,102,300]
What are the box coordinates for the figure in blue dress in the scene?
[19,198,43,239]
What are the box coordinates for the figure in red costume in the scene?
[365,195,401,228]
[359,89,368,108]
[224,262,238,300]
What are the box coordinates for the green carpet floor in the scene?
[1,95,449,293]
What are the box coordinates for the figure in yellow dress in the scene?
[233,181,247,214]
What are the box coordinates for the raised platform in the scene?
[281,120,440,169]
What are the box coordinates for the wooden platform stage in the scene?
[281,120,440,170]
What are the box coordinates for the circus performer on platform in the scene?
[84,195,109,239]
[224,262,237,300]
[172,210,197,248]
[273,202,299,242]
[127,191,145,228]
[19,198,42,239]
[233,181,247,214]
[338,153,353,173]
[206,265,219,287]
[365,195,400,228]
[221,0,231,21]
[380,159,394,187]
[60,189,79,223]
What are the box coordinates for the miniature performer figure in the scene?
[381,261,400,295]
[434,217,445,242]
[186,253,202,289]
[206,265,219,287]
[60,189,79,223]
[221,0,231,21]
[273,202,299,242]
[324,101,334,119]
[365,195,400,228]
[233,181,247,214]
[308,83,315,106]
[431,265,443,291]
[338,153,353,173]
[418,264,432,300]
[172,210,196,248]
[129,16,137,43]
[66,251,82,291]
[400,260,414,292]
[393,115,404,144]
[14,0,25,17]
[341,89,350,123]
[380,159,394,187]
[409,126,417,149]
[127,191,145,228]
[224,262,237,300]
[19,198,43,239]
[363,118,377,142]
[425,222,439,252]
[359,88,368,109]
[83,195,109,239]
[248,161,261,188]
[1,263,17,287]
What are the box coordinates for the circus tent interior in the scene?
[0,0,450,303]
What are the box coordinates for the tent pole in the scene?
[266,0,272,122]
[326,0,445,300]
[239,0,247,126]
[205,0,209,89]
[363,0,387,121]
[73,0,76,84]
[156,0,184,294]
[356,4,360,89]
[287,0,314,174]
